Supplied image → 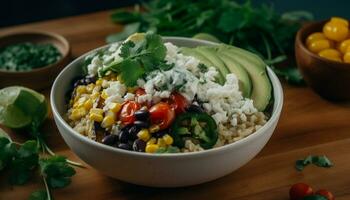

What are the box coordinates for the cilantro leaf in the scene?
[10,140,39,185]
[295,155,333,171]
[29,190,48,200]
[0,136,16,170]
[39,156,76,189]
[101,32,171,87]
[119,40,136,58]
[118,59,145,86]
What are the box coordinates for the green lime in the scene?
[192,33,221,43]
[0,86,47,129]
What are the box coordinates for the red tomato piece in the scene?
[289,183,314,200]
[119,101,141,125]
[149,102,175,130]
[316,189,334,200]
[167,92,189,114]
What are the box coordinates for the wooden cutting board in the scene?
[1,10,350,200]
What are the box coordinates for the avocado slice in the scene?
[217,45,272,111]
[181,47,225,85]
[217,53,252,98]
[195,47,231,85]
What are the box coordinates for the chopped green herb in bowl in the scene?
[0,42,61,72]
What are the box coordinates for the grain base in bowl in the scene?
[65,33,271,154]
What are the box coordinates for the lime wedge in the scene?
[0,86,47,129]
[192,33,221,43]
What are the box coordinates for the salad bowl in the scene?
[51,37,283,187]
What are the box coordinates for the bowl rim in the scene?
[50,36,283,158]
[296,20,350,69]
[0,30,70,74]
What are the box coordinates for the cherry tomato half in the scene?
[315,189,334,200]
[289,183,314,200]
[119,101,141,125]
[167,92,189,114]
[149,102,175,130]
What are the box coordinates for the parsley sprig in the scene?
[0,129,77,200]
[99,32,173,86]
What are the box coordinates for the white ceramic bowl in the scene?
[51,37,283,187]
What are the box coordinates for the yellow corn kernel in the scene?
[117,74,124,83]
[101,90,108,99]
[149,125,160,133]
[89,113,103,122]
[76,85,87,95]
[91,92,99,100]
[90,108,104,115]
[70,108,86,120]
[86,83,95,93]
[147,137,157,145]
[96,79,103,86]
[137,129,151,142]
[145,144,159,153]
[108,103,122,113]
[157,138,166,147]
[83,99,93,110]
[101,115,115,128]
[163,134,174,145]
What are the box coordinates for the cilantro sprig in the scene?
[0,130,77,200]
[295,155,333,171]
[107,0,313,85]
[99,32,173,86]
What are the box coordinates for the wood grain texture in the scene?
[1,10,350,200]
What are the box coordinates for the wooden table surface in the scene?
[1,10,350,200]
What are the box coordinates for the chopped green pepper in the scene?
[170,112,218,149]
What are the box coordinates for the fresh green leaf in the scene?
[0,136,16,170]
[118,59,145,86]
[119,40,136,58]
[29,190,48,200]
[102,32,171,86]
[217,10,246,33]
[39,156,76,189]
[295,155,333,171]
[273,66,305,85]
[110,10,141,24]
[10,140,39,185]
[107,0,313,85]
[302,195,328,200]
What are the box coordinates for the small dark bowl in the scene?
[0,31,71,90]
[295,20,350,101]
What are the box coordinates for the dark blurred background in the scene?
[1,0,350,28]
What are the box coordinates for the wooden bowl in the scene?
[295,21,350,101]
[0,31,71,90]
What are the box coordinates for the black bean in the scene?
[133,139,146,152]
[186,104,204,113]
[134,120,150,128]
[119,129,129,143]
[153,129,167,138]
[121,124,132,132]
[102,134,117,146]
[118,143,132,150]
[128,126,140,141]
[134,110,150,121]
